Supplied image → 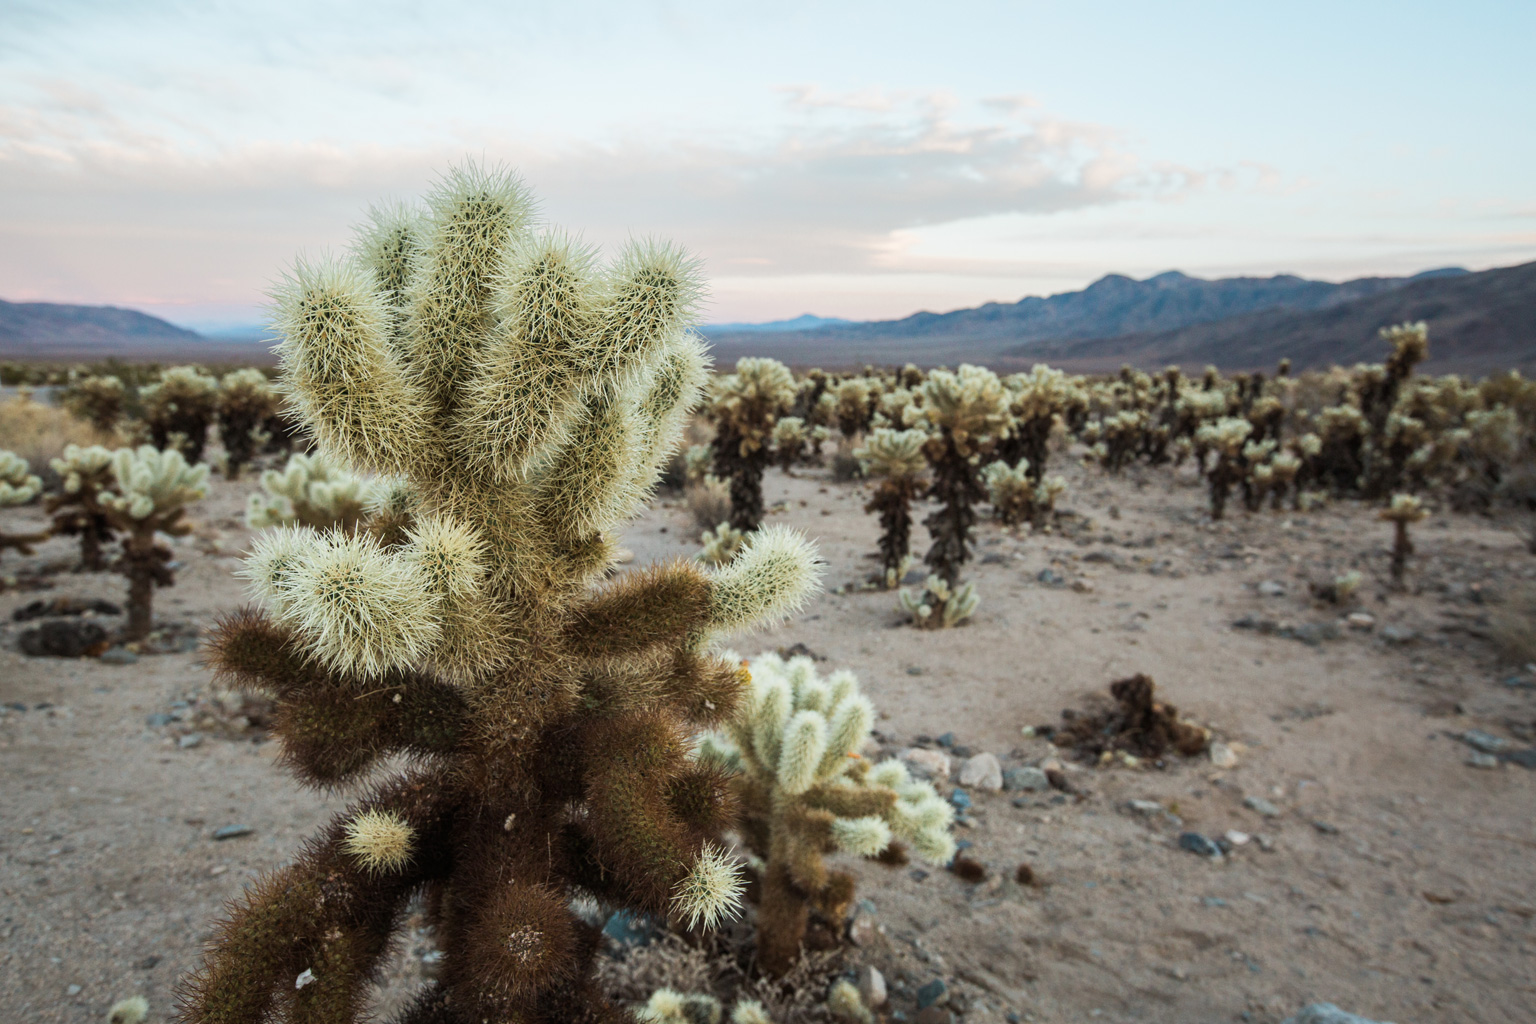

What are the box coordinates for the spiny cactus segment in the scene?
[245,451,381,533]
[0,449,47,558]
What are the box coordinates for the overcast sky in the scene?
[2,0,1533,329]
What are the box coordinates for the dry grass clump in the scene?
[0,393,117,477]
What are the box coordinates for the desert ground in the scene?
[2,449,1534,1024]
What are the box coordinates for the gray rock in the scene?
[902,748,952,781]
[1244,796,1281,817]
[1178,832,1222,858]
[1459,729,1509,753]
[19,620,108,658]
[211,824,253,840]
[958,752,1003,792]
[858,965,888,1008]
[1036,568,1066,587]
[1379,625,1417,645]
[1257,580,1287,596]
[178,732,204,749]
[1127,799,1164,815]
[1466,752,1500,769]
[1281,1003,1396,1024]
[99,647,138,665]
[916,978,948,1009]
[1209,741,1238,768]
[1003,766,1050,792]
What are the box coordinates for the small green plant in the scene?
[899,574,979,629]
[141,365,219,461]
[217,368,280,478]
[0,449,47,558]
[101,445,208,638]
[710,358,796,530]
[45,444,119,570]
[855,427,926,588]
[245,451,380,533]
[706,652,955,975]
[1379,492,1428,587]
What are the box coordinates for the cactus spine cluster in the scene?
[245,451,380,533]
[707,652,955,976]
[46,444,119,570]
[0,449,46,558]
[181,164,823,1024]
[101,445,208,638]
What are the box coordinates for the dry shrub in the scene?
[0,395,117,478]
[686,477,732,530]
[595,933,720,1008]
[1490,583,1536,665]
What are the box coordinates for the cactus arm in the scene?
[563,560,713,657]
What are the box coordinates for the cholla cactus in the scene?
[100,445,208,638]
[1194,417,1252,520]
[981,457,1064,529]
[708,652,955,975]
[245,451,380,533]
[182,165,824,1024]
[1379,493,1428,587]
[217,369,280,478]
[60,373,128,433]
[831,377,874,439]
[1000,364,1074,480]
[899,573,979,629]
[45,444,118,569]
[770,416,810,473]
[856,427,927,587]
[698,521,746,566]
[710,358,797,530]
[0,449,47,558]
[917,365,1008,587]
[637,986,866,1024]
[141,365,219,461]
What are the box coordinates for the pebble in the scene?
[1280,1004,1396,1024]
[145,713,174,728]
[1003,766,1050,792]
[1311,820,1339,835]
[178,733,204,749]
[66,984,82,997]
[1346,612,1375,631]
[1243,796,1281,818]
[1127,799,1163,816]
[211,824,253,840]
[1466,752,1501,770]
[916,978,948,1009]
[849,912,878,947]
[1458,730,1509,753]
[949,789,973,811]
[1224,830,1251,846]
[1257,580,1286,596]
[902,748,952,781]
[1178,832,1222,858]
[958,753,1003,792]
[99,647,139,665]
[858,966,888,1008]
[936,732,956,748]
[1036,568,1066,587]
[1209,742,1238,769]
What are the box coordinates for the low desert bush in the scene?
[0,393,115,477]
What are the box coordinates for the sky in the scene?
[2,0,1534,331]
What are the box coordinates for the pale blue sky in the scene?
[2,0,1532,328]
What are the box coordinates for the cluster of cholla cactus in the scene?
[709,358,798,530]
[0,450,46,559]
[997,364,1082,481]
[245,451,380,533]
[60,373,128,434]
[141,365,220,461]
[698,521,747,567]
[855,427,927,588]
[1379,493,1428,587]
[637,978,871,1024]
[898,574,980,630]
[180,164,825,1024]
[704,652,954,976]
[981,458,1066,529]
[1194,417,1253,520]
[46,444,119,570]
[100,445,208,638]
[216,369,280,478]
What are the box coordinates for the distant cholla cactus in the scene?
[831,377,874,439]
[917,365,1008,588]
[1265,450,1302,510]
[770,416,809,473]
[1379,493,1428,587]
[1089,409,1147,473]
[698,520,747,566]
[46,444,119,569]
[855,427,927,588]
[100,445,209,638]
[982,458,1065,529]
[0,449,47,558]
[682,443,713,485]
[182,164,824,1024]
[706,652,955,975]
[141,365,219,461]
[245,451,381,533]
[60,373,128,434]
[999,364,1073,480]
[217,368,280,478]
[899,573,980,630]
[1195,417,1252,520]
[710,357,797,530]
[637,982,870,1024]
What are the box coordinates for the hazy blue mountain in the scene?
[705,313,855,333]
[0,300,274,362]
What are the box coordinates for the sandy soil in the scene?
[2,452,1534,1024]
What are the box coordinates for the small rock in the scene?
[936,732,956,748]
[1458,730,1509,753]
[848,912,878,947]
[1003,766,1050,792]
[1311,820,1339,835]
[1071,579,1095,593]
[1346,612,1375,631]
[958,752,1003,792]
[134,955,161,970]
[1036,568,1065,587]
[1257,580,1286,597]
[145,713,174,728]
[1466,752,1501,770]
[902,748,952,781]
[1209,742,1238,769]
[1224,830,1251,846]
[211,824,253,840]
[178,733,204,749]
[19,619,108,658]
[916,978,948,1009]
[294,968,315,990]
[858,966,888,1008]
[1379,625,1417,645]
[1127,799,1163,816]
[66,984,82,997]
[1243,796,1281,818]
[949,788,973,811]
[98,647,139,665]
[1178,832,1222,858]
[1501,748,1536,769]
[1280,1004,1397,1024]
[602,909,659,947]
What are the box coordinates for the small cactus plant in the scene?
[916,365,1008,587]
[60,373,128,434]
[899,573,979,629]
[245,451,380,533]
[1379,492,1428,587]
[46,444,119,570]
[706,652,955,975]
[698,520,747,566]
[180,164,823,1024]
[1194,416,1252,520]
[710,358,797,530]
[141,365,220,461]
[217,368,280,478]
[0,449,47,558]
[981,458,1065,529]
[101,445,208,638]
[855,427,927,588]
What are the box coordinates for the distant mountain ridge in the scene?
[0,300,274,363]
[706,313,855,333]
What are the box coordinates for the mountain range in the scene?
[0,299,273,363]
